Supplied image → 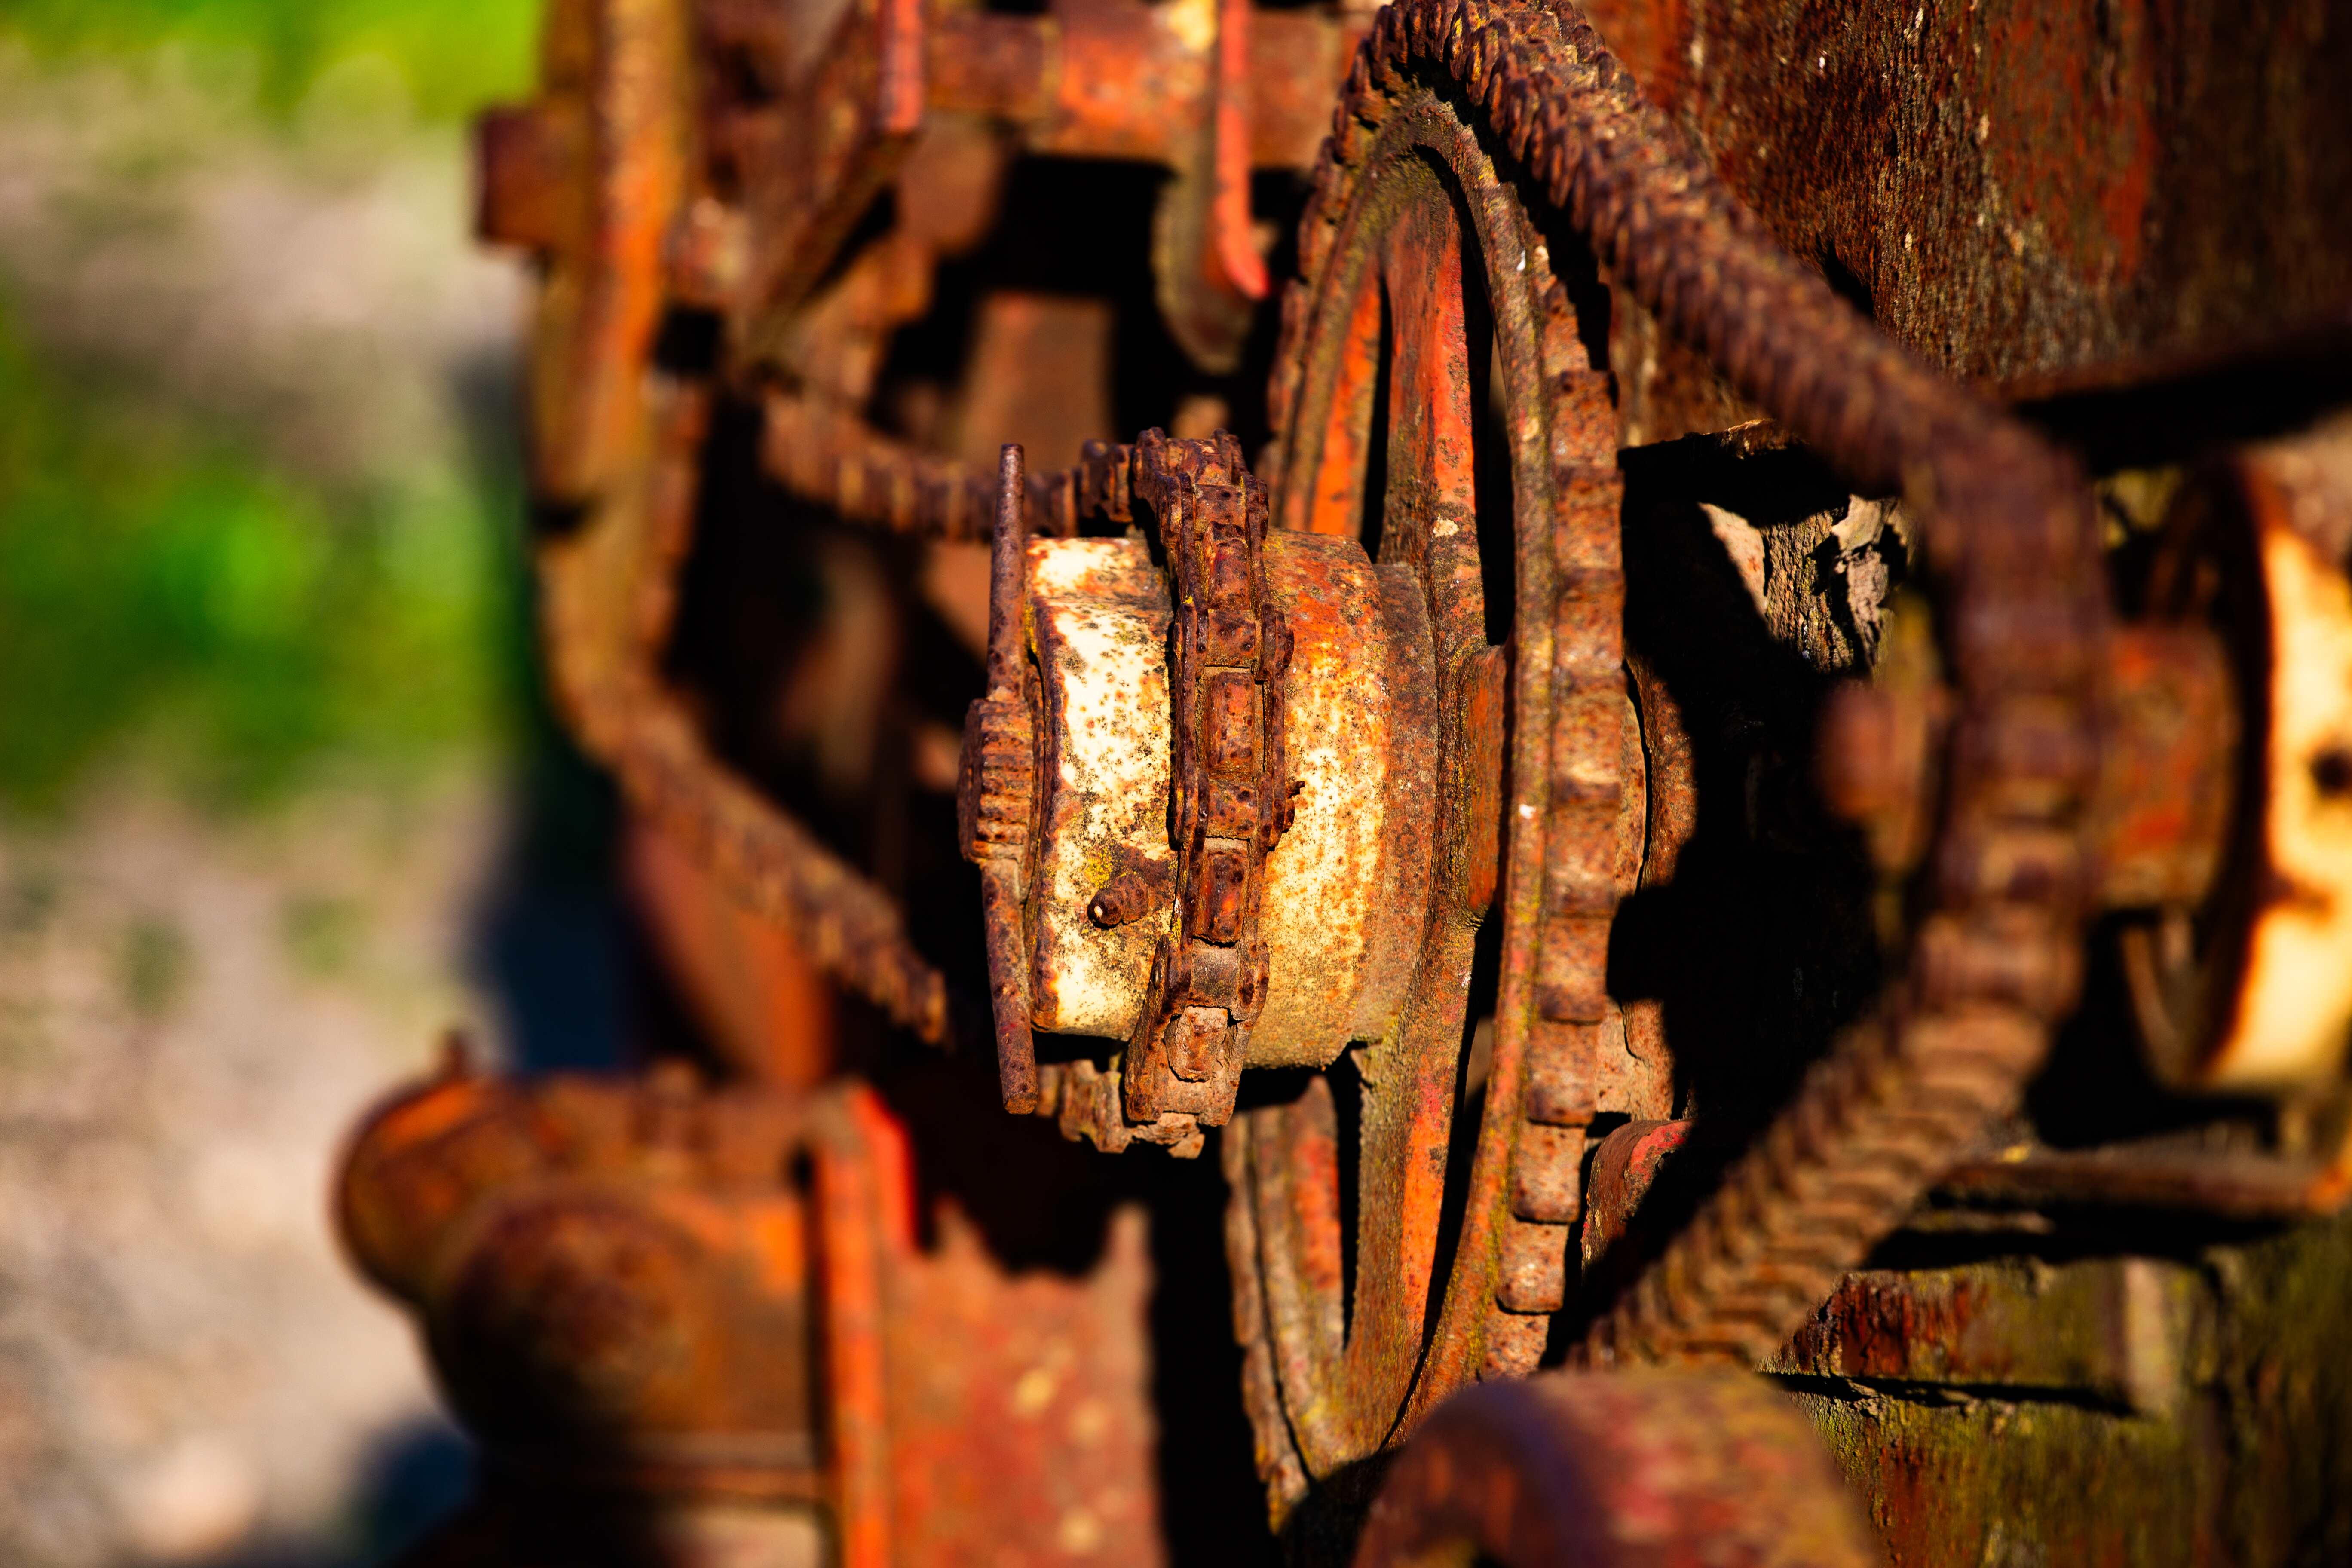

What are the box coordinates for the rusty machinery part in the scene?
[1820,414,2352,1184]
[525,0,1372,379]
[1348,1368,1880,1568]
[1145,0,1271,371]
[337,1050,828,1504]
[763,390,1093,544]
[341,1053,1161,1568]
[482,0,956,1042]
[477,0,691,505]
[481,0,1373,491]
[480,0,2348,1513]
[477,0,1364,1043]
[536,377,952,1041]
[696,0,1367,374]
[1118,432,1296,1136]
[961,432,1320,1154]
[2122,416,2352,1101]
[1194,0,2122,1509]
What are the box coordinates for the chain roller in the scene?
[1117,432,1299,1138]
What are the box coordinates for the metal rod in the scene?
[986,443,1030,701]
[984,442,1040,1113]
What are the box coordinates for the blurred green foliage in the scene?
[0,313,521,814]
[0,0,543,816]
[0,0,542,121]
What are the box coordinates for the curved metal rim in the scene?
[1237,80,1610,1488]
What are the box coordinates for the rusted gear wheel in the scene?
[1225,62,1632,1509]
[1351,1369,1880,1568]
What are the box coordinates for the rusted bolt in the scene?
[1089,868,1171,928]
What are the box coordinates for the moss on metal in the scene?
[1788,1212,2352,1566]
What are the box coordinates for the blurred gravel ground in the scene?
[0,779,500,1566]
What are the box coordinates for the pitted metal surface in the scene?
[1252,533,1436,1061]
[1024,538,1176,1039]
[1010,527,1438,1066]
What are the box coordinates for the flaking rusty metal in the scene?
[1022,537,1176,1040]
[1005,524,1437,1066]
[1249,531,1433,1059]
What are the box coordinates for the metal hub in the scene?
[960,431,1461,1153]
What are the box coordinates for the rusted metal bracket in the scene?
[733,0,927,358]
[1150,0,1270,371]
[343,1057,1162,1568]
